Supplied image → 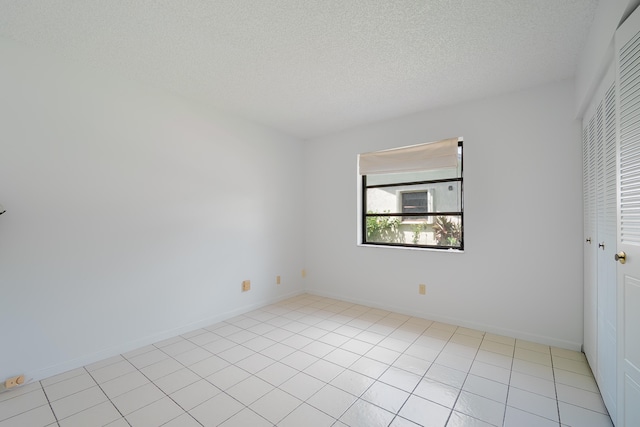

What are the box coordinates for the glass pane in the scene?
[365,215,404,244]
[430,215,462,247]
[365,214,462,247]
[366,181,461,215]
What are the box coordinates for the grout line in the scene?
[550,350,563,427]
[499,340,517,427]
[39,380,60,426]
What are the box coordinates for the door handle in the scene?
[599,243,605,250]
[586,238,592,244]
[615,251,627,264]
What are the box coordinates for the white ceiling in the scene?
[0,1,598,140]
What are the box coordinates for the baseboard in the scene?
[306,289,582,352]
[27,289,305,383]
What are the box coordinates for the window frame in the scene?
[360,140,464,251]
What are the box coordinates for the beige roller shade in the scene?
[358,138,459,175]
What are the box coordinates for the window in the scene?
[359,138,463,250]
[400,190,433,222]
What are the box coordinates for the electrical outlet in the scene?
[419,284,426,295]
[5,375,24,389]
[242,280,251,292]
[302,269,306,278]
[276,275,281,285]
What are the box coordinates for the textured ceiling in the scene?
[0,1,598,139]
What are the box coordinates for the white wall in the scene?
[575,0,640,116]
[303,79,584,350]
[0,38,305,382]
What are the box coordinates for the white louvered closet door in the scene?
[616,7,640,425]
[583,62,617,422]
[599,73,618,421]
[583,107,597,372]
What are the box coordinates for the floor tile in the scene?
[189,392,244,427]
[250,388,302,424]
[389,416,422,427]
[507,387,559,422]
[330,370,375,396]
[260,342,296,360]
[169,379,220,411]
[514,347,552,366]
[426,363,468,388]
[219,408,272,427]
[361,381,409,413]
[435,353,474,373]
[558,401,613,427]
[160,339,198,356]
[235,353,275,374]
[349,357,389,379]
[189,355,230,378]
[474,350,513,370]
[392,353,432,376]
[516,340,550,354]
[153,368,200,394]
[128,348,169,370]
[366,346,402,365]
[378,366,422,392]
[100,370,150,399]
[509,370,556,399]
[504,406,558,427]
[324,348,361,368]
[304,359,344,383]
[255,361,298,386]
[0,382,42,404]
[413,378,460,408]
[553,368,599,393]
[0,389,48,421]
[111,382,165,415]
[58,401,121,427]
[50,386,108,420]
[398,394,451,427]
[280,372,325,401]
[339,399,395,427]
[454,390,506,426]
[41,368,86,387]
[463,374,508,404]
[0,404,56,427]
[162,413,202,427]
[279,402,335,427]
[173,347,212,366]
[480,340,515,357]
[307,384,356,419]
[138,357,183,381]
[556,383,607,413]
[552,357,593,376]
[217,345,255,364]
[511,359,553,381]
[551,347,586,362]
[446,411,495,427]
[43,373,97,401]
[226,375,273,405]
[125,396,184,427]
[281,350,319,370]
[484,333,516,346]
[205,365,251,390]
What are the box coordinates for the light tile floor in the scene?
[0,294,613,427]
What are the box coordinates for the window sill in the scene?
[358,243,464,253]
